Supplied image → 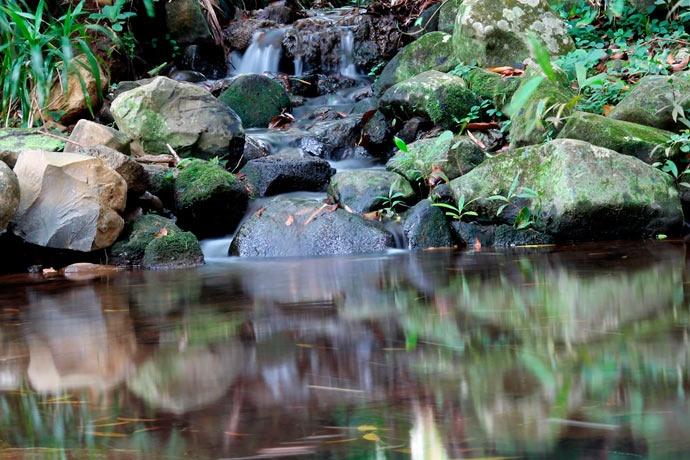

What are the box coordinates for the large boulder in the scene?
[381,70,480,128]
[240,153,335,197]
[111,214,204,269]
[557,112,676,164]
[173,159,248,238]
[402,199,454,249]
[0,161,19,232]
[111,77,245,164]
[387,133,485,183]
[373,32,457,95]
[12,151,127,251]
[0,128,65,168]
[449,139,682,241]
[218,74,291,129]
[165,0,212,45]
[67,145,148,194]
[229,197,395,257]
[609,74,690,131]
[452,0,573,67]
[327,169,415,214]
[65,120,131,155]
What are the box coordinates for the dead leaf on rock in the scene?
[155,227,168,238]
[285,215,295,226]
[255,207,266,217]
[269,112,295,130]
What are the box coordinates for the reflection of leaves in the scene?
[362,432,380,442]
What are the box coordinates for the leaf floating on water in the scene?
[357,425,378,432]
[362,433,380,442]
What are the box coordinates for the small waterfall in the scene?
[293,56,304,77]
[339,29,358,78]
[231,29,285,75]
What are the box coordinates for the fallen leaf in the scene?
[285,215,294,226]
[255,207,266,217]
[362,433,380,442]
[357,425,378,432]
[155,227,168,238]
[269,112,296,130]
[473,238,482,251]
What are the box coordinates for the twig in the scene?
[165,143,182,166]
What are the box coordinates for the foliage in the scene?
[432,195,478,221]
[375,185,410,217]
[487,172,541,229]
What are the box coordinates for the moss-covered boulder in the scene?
[229,197,395,257]
[0,128,64,168]
[218,74,291,128]
[173,159,249,238]
[111,214,203,269]
[327,169,415,214]
[438,0,463,33]
[463,67,520,109]
[373,32,457,95]
[402,199,454,249]
[449,139,682,241]
[387,133,485,183]
[111,77,244,164]
[509,64,575,147]
[609,74,690,131]
[380,70,480,128]
[452,0,573,67]
[557,112,676,164]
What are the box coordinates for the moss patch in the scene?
[142,231,204,270]
[218,74,291,128]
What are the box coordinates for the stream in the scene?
[1,242,690,458]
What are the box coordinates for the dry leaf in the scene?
[269,112,295,130]
[357,425,378,432]
[362,433,380,442]
[155,227,168,238]
[473,238,482,251]
[285,215,294,226]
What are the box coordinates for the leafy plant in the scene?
[433,195,479,221]
[375,185,409,217]
[88,0,136,33]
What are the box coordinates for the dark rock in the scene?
[361,110,391,151]
[402,199,454,249]
[224,19,278,52]
[229,197,395,257]
[0,161,19,232]
[256,0,297,23]
[300,115,363,160]
[169,70,208,83]
[407,4,441,35]
[451,221,496,247]
[218,74,291,128]
[243,135,271,163]
[180,43,228,80]
[173,159,249,238]
[240,153,335,197]
[166,0,212,45]
[142,164,174,206]
[493,225,554,247]
[396,117,432,144]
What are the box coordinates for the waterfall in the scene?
[231,29,285,75]
[339,29,358,78]
[293,56,304,77]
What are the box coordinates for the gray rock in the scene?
[65,120,131,155]
[403,200,454,249]
[0,161,19,232]
[327,169,415,214]
[229,197,395,257]
[300,115,363,160]
[240,153,335,197]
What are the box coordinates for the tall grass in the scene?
[0,0,106,127]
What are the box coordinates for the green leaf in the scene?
[505,76,545,118]
[515,207,533,230]
[394,136,408,153]
[527,34,556,82]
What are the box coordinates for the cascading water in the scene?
[230,29,285,75]
[339,29,358,78]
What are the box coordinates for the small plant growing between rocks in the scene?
[432,196,479,222]
[375,185,410,218]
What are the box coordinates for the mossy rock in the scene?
[173,159,248,238]
[373,32,457,95]
[0,128,64,168]
[380,70,480,128]
[387,133,485,183]
[508,64,575,147]
[557,112,677,164]
[111,214,203,269]
[327,169,416,214]
[218,74,291,128]
[438,0,463,33]
[452,0,573,67]
[463,67,520,109]
[449,139,682,241]
[165,0,212,45]
[142,231,204,270]
[609,74,690,131]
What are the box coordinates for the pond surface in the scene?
[0,242,689,459]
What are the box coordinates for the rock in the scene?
[463,67,520,109]
[407,4,441,36]
[609,74,690,131]
[256,0,297,23]
[12,151,127,251]
[493,224,554,247]
[557,112,676,164]
[243,135,271,163]
[509,64,575,147]
[169,70,208,83]
[449,139,683,241]
[224,18,278,52]
[111,77,245,164]
[0,128,65,168]
[300,115,364,160]
[112,214,190,266]
[0,161,19,232]
[218,74,291,128]
[361,110,391,151]
[240,153,335,197]
[42,56,107,124]
[396,117,433,144]
[438,0,463,33]
[142,164,174,205]
[173,159,248,238]
[180,43,228,80]
[402,199,454,249]
[373,32,457,95]
[65,120,131,155]
[387,133,485,183]
[69,145,149,195]
[452,0,573,67]
[63,263,121,280]
[165,0,212,45]
[327,169,415,214]
[381,70,480,128]
[451,221,497,247]
[143,231,204,270]
[229,197,395,257]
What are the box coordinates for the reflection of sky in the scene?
[0,242,688,458]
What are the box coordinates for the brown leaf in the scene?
[285,215,294,226]
[465,121,499,130]
[255,207,266,217]
[269,112,296,130]
[473,238,482,251]
[155,227,168,238]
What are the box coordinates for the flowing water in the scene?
[1,242,690,459]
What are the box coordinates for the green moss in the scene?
[174,159,238,210]
[438,0,463,33]
[0,128,64,166]
[464,68,520,109]
[142,231,204,270]
[218,74,290,128]
[111,214,184,266]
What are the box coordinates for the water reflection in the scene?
[0,242,688,458]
